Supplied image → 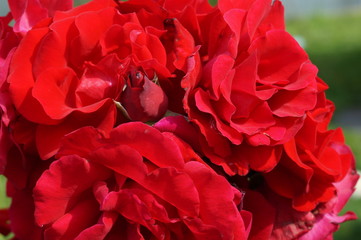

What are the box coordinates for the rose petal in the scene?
[34,155,111,225]
[9,0,73,34]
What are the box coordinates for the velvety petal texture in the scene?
[264,91,353,211]
[8,0,73,34]
[33,123,250,239]
[8,0,200,159]
[183,0,318,175]
[0,0,358,239]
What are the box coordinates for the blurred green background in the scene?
[1,0,360,239]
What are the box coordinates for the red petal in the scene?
[154,116,202,153]
[108,123,185,169]
[9,27,59,125]
[34,155,111,225]
[243,190,275,240]
[185,161,248,239]
[44,197,100,240]
[9,0,72,34]
[36,101,116,159]
[75,212,118,240]
[250,30,309,84]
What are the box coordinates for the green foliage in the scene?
[343,129,361,170]
[0,176,11,240]
[74,0,90,6]
[0,234,13,240]
[209,0,217,6]
[0,176,10,209]
[74,0,218,6]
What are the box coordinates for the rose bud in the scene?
[121,69,168,122]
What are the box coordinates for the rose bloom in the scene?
[241,167,358,240]
[154,113,359,239]
[30,122,251,240]
[263,82,354,211]
[230,149,358,240]
[182,0,319,175]
[7,0,207,159]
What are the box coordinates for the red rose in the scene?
[279,164,358,240]
[234,167,358,240]
[182,0,318,175]
[263,88,353,211]
[230,173,318,239]
[33,123,251,239]
[8,0,200,159]
[0,1,358,239]
[263,129,351,211]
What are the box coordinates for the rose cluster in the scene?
[0,0,359,239]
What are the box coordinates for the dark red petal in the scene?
[74,212,118,240]
[108,123,185,169]
[101,189,165,238]
[34,155,111,225]
[185,161,248,239]
[36,101,116,160]
[44,197,100,240]
[243,190,275,240]
[122,78,168,122]
[9,188,42,240]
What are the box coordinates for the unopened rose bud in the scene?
[121,70,168,122]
